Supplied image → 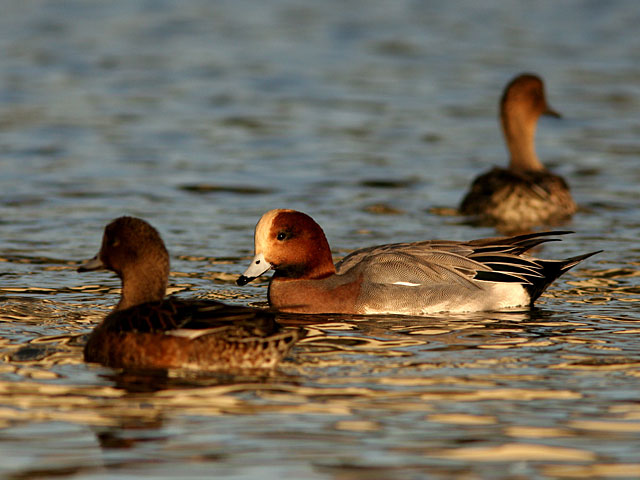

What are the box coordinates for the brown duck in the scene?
[78,216,301,371]
[460,73,577,231]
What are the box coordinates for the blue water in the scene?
[1,1,640,478]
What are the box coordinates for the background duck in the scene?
[237,209,598,315]
[78,216,301,371]
[459,73,577,232]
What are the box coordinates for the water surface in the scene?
[1,1,640,478]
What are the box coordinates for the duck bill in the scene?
[77,254,104,272]
[237,252,272,286]
[544,105,561,118]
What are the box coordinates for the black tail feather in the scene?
[523,250,602,303]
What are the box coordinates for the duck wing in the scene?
[101,299,281,338]
[337,231,598,296]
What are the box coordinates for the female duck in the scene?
[237,209,598,315]
[459,73,577,230]
[78,216,300,370]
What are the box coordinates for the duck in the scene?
[459,73,577,231]
[78,216,301,371]
[236,209,599,315]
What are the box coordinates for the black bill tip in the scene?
[236,275,254,286]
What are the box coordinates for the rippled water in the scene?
[1,0,640,478]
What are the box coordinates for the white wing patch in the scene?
[166,327,224,340]
[392,281,422,287]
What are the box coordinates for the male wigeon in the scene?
[237,209,599,315]
[78,216,300,370]
[459,73,577,231]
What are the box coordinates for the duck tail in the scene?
[470,230,574,256]
[525,250,602,303]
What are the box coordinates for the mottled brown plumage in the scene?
[460,73,577,231]
[78,216,301,371]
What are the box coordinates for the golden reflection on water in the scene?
[505,426,574,438]
[4,309,632,406]
[1,261,640,477]
[542,464,640,478]
[433,443,596,462]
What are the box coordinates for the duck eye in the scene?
[277,232,287,241]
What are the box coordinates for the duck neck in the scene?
[274,256,336,281]
[116,264,168,311]
[501,111,545,172]
[274,237,336,281]
[301,233,336,280]
[306,256,337,280]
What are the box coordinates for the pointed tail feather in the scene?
[558,250,603,275]
[524,250,602,303]
[471,230,574,255]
